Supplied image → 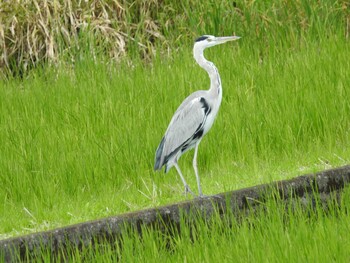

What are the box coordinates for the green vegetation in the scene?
[113,187,350,263]
[1,36,348,238]
[14,188,350,262]
[1,0,350,260]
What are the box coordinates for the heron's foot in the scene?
[184,185,195,197]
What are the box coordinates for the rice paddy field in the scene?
[1,0,350,261]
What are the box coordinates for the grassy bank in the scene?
[0,32,349,239]
[14,186,350,262]
[0,0,350,260]
[83,187,350,262]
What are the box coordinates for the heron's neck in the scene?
[194,48,222,97]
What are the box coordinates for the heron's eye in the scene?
[207,38,213,42]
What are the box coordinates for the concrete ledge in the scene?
[1,165,350,261]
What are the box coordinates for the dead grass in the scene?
[0,0,349,77]
[0,0,165,76]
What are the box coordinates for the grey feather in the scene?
[154,136,165,170]
[155,91,209,172]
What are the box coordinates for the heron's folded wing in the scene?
[163,97,206,157]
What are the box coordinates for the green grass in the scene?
[17,186,350,262]
[107,187,350,263]
[109,187,350,263]
[0,32,349,240]
[1,1,350,260]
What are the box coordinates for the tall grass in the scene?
[0,30,349,239]
[1,0,349,76]
[114,187,350,263]
[15,186,350,262]
[0,0,350,255]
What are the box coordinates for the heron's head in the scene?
[194,35,240,50]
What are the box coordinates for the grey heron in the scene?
[154,35,240,197]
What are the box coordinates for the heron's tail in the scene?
[154,137,165,171]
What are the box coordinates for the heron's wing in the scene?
[162,96,209,159]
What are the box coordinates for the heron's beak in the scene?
[215,36,241,44]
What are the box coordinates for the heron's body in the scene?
[154,35,240,197]
[155,89,221,171]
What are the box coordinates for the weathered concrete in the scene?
[1,165,350,261]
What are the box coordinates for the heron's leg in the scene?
[174,162,194,196]
[193,143,203,197]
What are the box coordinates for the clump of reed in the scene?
[0,0,167,76]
